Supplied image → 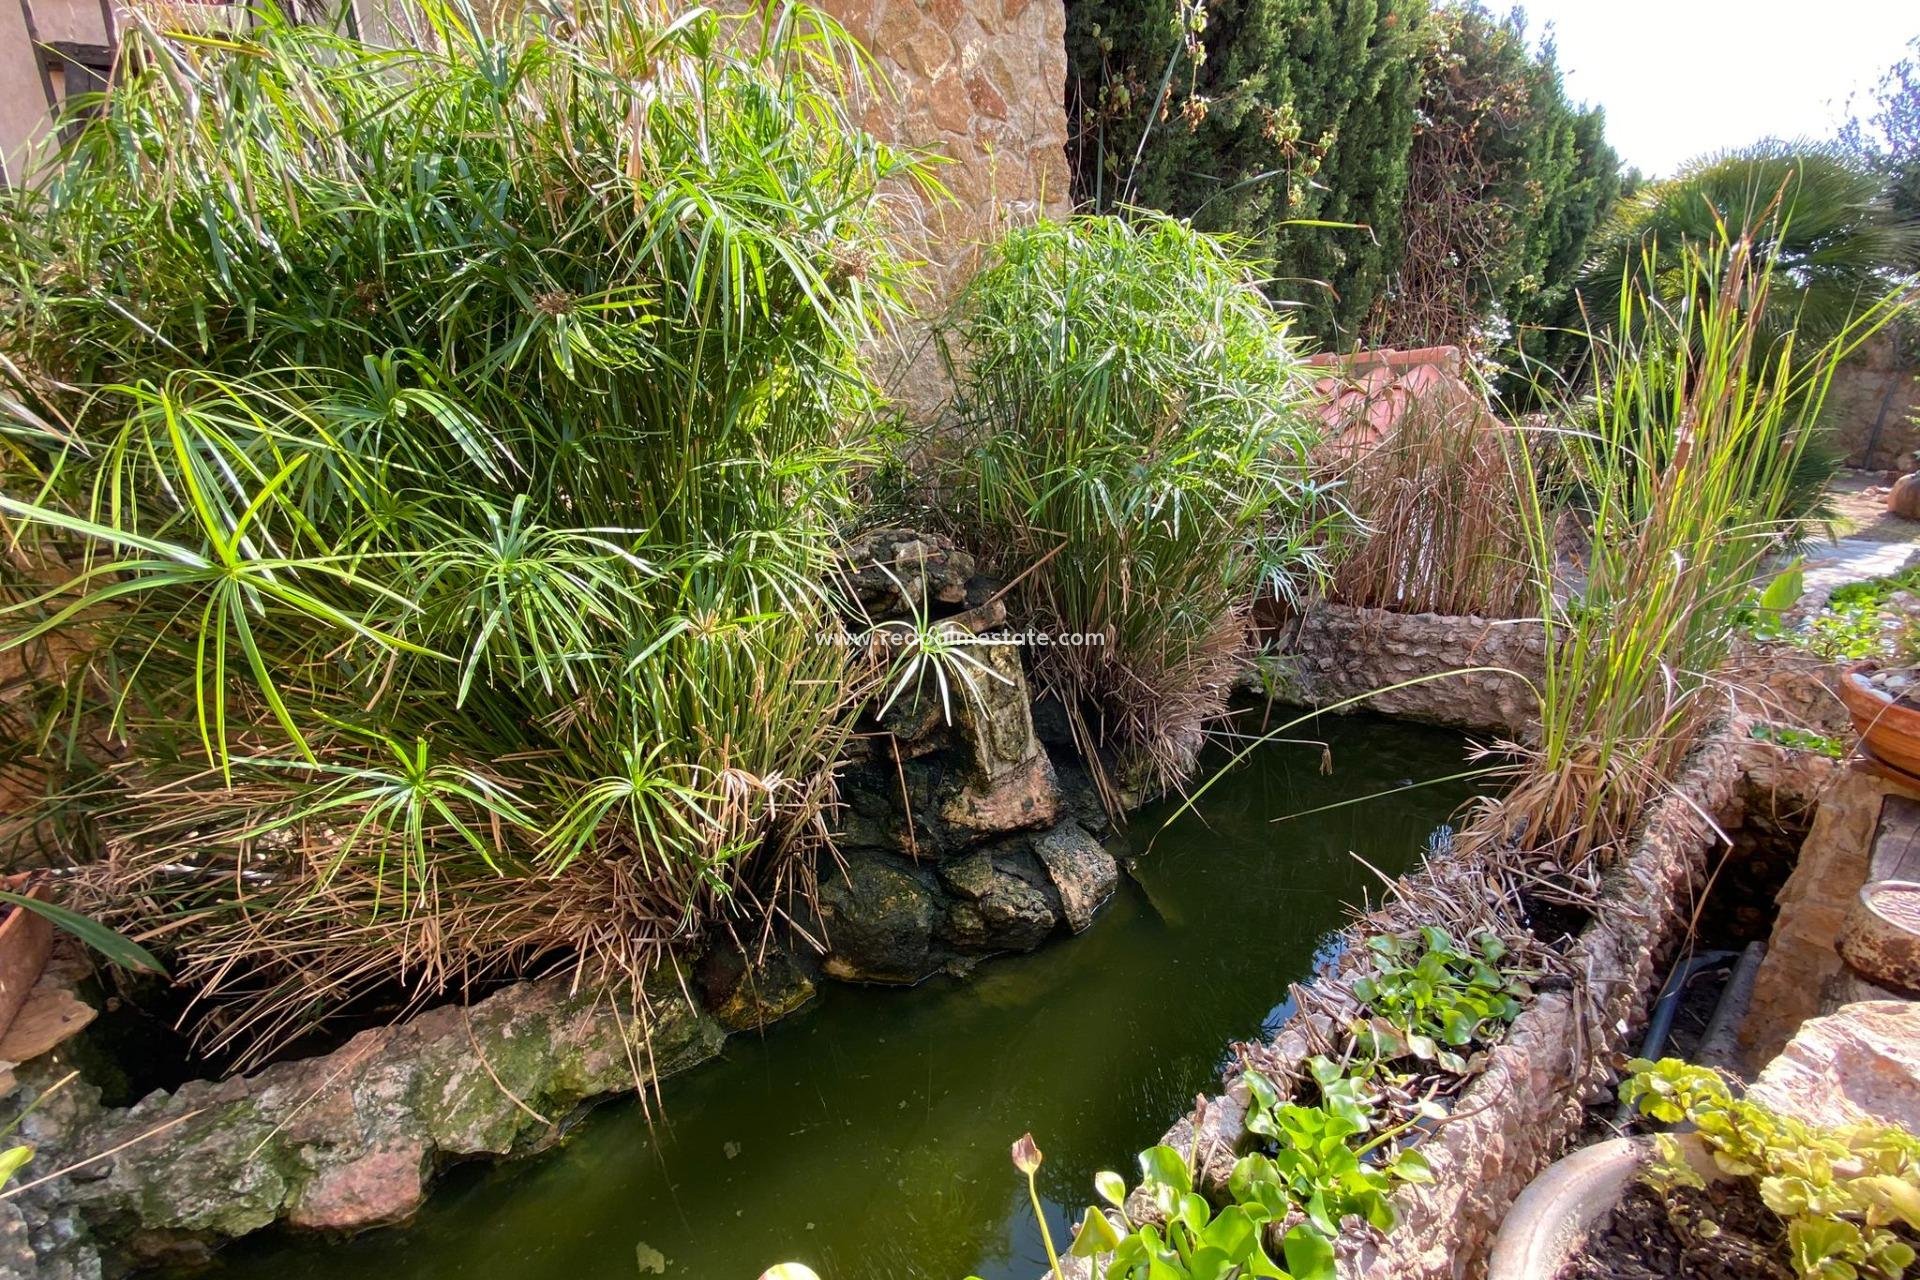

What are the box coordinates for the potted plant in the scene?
[1838,664,1920,777]
[1489,1059,1920,1280]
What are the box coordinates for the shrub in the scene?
[1578,142,1919,352]
[940,213,1339,801]
[1064,0,1426,342]
[0,0,923,1063]
[1373,2,1622,358]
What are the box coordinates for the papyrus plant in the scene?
[0,0,929,1064]
[941,213,1342,805]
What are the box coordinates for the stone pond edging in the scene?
[2,969,725,1276]
[1264,601,1850,748]
[1259,602,1546,737]
[1337,729,1815,1280]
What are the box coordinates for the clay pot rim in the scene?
[1839,664,1920,731]
[1839,880,1920,994]
[1486,1133,1723,1280]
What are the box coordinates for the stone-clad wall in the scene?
[818,0,1072,299]
[1824,331,1920,471]
[1259,601,1547,737]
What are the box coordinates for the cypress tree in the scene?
[1065,0,1425,344]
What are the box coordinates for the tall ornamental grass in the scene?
[0,0,926,1063]
[941,214,1340,801]
[1326,395,1537,619]
[1472,225,1909,876]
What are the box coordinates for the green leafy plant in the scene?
[1742,562,1920,663]
[1742,560,1809,642]
[1348,927,1528,1072]
[0,890,164,975]
[1622,1058,1920,1280]
[864,563,1012,727]
[0,0,928,1064]
[986,1136,1340,1280]
[1749,724,1849,759]
[1234,1059,1434,1243]
[990,1043,1448,1280]
[942,212,1341,803]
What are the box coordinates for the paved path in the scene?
[1799,536,1920,607]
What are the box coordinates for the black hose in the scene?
[1612,949,1739,1125]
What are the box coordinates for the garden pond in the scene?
[201,713,1477,1280]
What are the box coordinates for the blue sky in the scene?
[1500,1,1917,177]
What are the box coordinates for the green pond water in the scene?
[208,713,1476,1280]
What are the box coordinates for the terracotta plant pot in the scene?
[1837,880,1920,995]
[1837,665,1920,779]
[0,873,54,1043]
[1486,1135,1721,1280]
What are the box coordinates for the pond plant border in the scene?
[0,602,1849,1280]
[1037,703,1837,1280]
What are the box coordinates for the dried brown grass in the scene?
[1326,397,1536,620]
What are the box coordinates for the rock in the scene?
[817,850,939,983]
[950,638,1043,782]
[695,944,816,1033]
[839,527,975,618]
[0,986,96,1065]
[0,1202,38,1279]
[937,750,1061,839]
[1749,1000,1920,1133]
[286,1139,427,1231]
[1741,769,1888,1066]
[14,968,726,1264]
[1887,473,1920,520]
[837,600,1064,858]
[1273,602,1544,736]
[874,680,950,752]
[1032,821,1119,933]
[936,849,1002,901]
[935,849,1057,953]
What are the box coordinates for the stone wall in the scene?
[821,0,1070,297]
[1258,602,1546,737]
[1825,330,1920,472]
[815,0,1071,413]
[1268,605,1852,745]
